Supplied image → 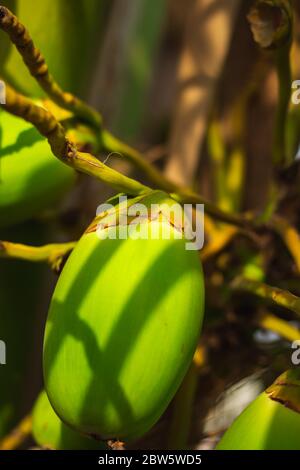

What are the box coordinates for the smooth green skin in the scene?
[0,0,103,438]
[0,110,75,227]
[1,0,106,98]
[32,391,105,450]
[113,0,167,141]
[44,209,204,440]
[217,392,300,450]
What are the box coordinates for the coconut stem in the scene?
[273,41,292,167]
[4,82,261,230]
[201,226,241,262]
[4,78,298,236]
[0,5,178,192]
[247,0,293,168]
[232,276,300,318]
[0,415,32,450]
[257,311,300,342]
[106,440,126,451]
[0,5,187,194]
[0,6,277,230]
[167,346,205,450]
[175,190,259,228]
[1,5,293,231]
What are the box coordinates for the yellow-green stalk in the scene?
[248,0,293,168]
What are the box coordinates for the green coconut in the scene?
[217,369,300,450]
[32,390,105,450]
[43,191,204,441]
[0,109,75,227]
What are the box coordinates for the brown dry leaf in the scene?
[247,1,292,49]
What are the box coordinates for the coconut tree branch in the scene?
[201,226,239,261]
[173,190,255,228]
[270,215,300,273]
[101,132,254,229]
[266,369,300,413]
[0,240,76,272]
[0,4,177,191]
[0,4,257,227]
[0,0,278,232]
[101,129,178,193]
[274,41,292,167]
[232,276,300,317]
[0,5,101,128]
[165,0,241,186]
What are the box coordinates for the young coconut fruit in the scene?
[43,190,204,441]
[217,369,300,450]
[0,109,75,227]
[32,390,105,450]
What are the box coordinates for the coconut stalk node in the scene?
[0,109,75,228]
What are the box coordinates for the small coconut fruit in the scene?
[217,369,300,450]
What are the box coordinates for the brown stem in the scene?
[232,276,300,318]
